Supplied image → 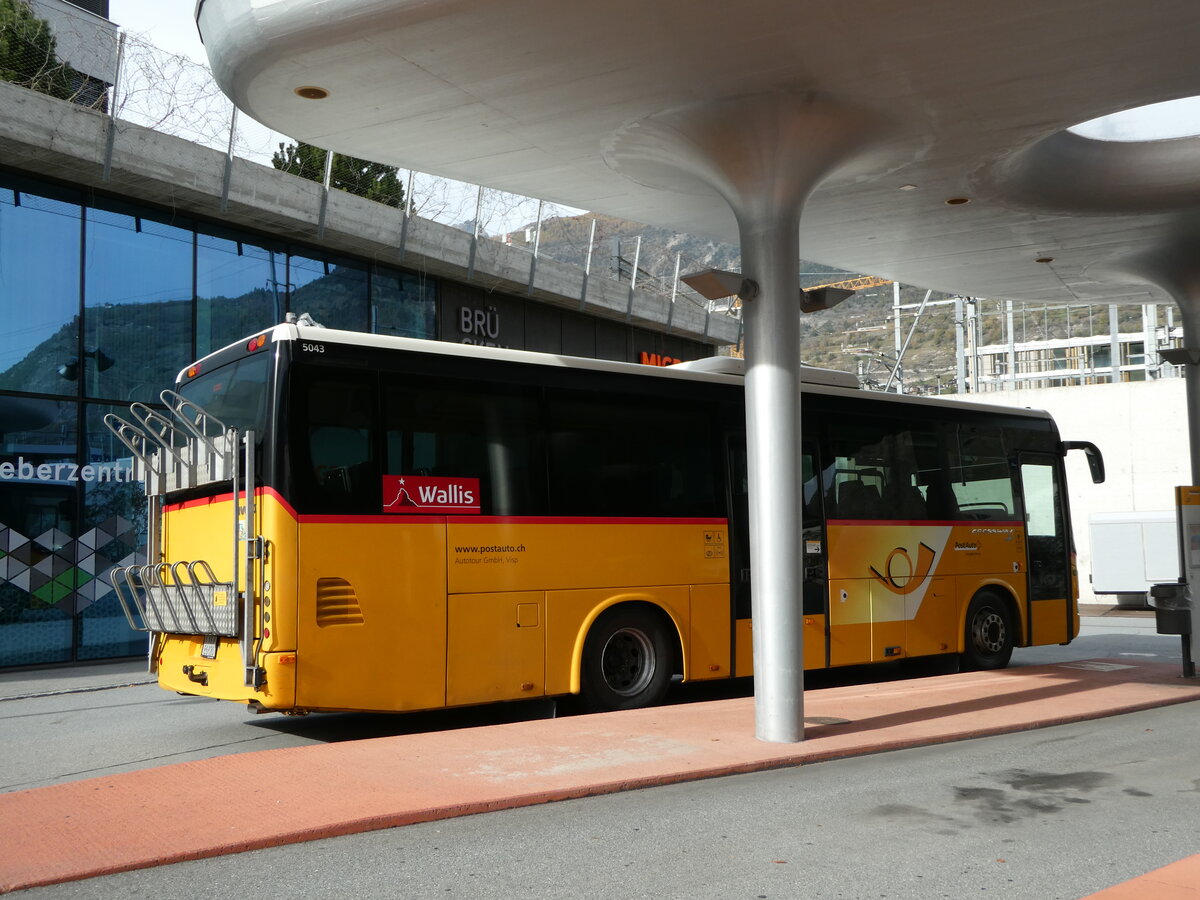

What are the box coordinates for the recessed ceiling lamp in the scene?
[899,184,918,191]
[294,86,330,100]
[1036,257,1054,264]
[945,197,970,205]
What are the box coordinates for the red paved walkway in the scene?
[1,658,1199,894]
[1087,855,1200,899]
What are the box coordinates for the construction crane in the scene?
[804,275,892,292]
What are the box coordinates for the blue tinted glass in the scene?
[0,191,81,396]
[0,397,79,666]
[77,596,146,660]
[78,403,146,659]
[289,253,368,331]
[372,267,436,338]
[197,231,285,356]
[84,208,193,402]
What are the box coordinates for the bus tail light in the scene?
[246,334,267,352]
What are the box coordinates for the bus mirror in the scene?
[1062,440,1105,484]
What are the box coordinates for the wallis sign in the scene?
[382,475,481,515]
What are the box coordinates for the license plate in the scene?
[201,635,219,659]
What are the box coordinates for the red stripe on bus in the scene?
[164,492,728,527]
[165,493,235,512]
[291,514,731,526]
[826,519,1024,527]
[448,516,730,526]
[164,486,296,516]
[261,486,298,519]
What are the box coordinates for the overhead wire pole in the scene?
[892,281,904,392]
[955,296,967,393]
[884,289,933,393]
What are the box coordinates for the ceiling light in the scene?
[294,86,329,100]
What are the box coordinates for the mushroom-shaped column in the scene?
[1117,239,1200,664]
[1175,298,1200,484]
[1119,240,1200,483]
[608,94,881,741]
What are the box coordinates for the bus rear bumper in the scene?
[157,637,297,709]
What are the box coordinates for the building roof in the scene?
[195,0,1200,307]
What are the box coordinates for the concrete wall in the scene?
[964,377,1188,604]
[0,79,738,348]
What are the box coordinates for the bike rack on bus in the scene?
[104,391,264,688]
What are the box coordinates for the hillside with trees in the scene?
[507,213,962,392]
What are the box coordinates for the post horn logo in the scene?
[870,542,937,596]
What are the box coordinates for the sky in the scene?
[1070,96,1200,142]
[108,1,205,62]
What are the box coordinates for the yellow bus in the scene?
[107,324,1103,715]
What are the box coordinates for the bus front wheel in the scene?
[582,606,673,712]
[962,592,1014,670]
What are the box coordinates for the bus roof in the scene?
[182,323,1054,423]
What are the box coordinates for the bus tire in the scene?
[961,591,1014,670]
[582,606,673,712]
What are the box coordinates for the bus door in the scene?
[1018,452,1072,645]
[726,436,828,674]
[727,436,752,625]
[800,440,830,669]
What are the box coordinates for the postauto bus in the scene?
[107,324,1103,714]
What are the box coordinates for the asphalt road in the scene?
[3,615,1194,899]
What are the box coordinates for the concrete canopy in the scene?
[196,0,1200,305]
[195,0,1200,741]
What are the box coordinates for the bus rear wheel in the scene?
[962,592,1014,670]
[582,607,673,712]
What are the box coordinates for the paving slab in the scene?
[2,657,1199,893]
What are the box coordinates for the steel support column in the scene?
[739,213,805,743]
[1177,307,1200,482]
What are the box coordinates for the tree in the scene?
[272,141,405,209]
[0,0,77,101]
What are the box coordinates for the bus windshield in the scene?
[179,351,271,435]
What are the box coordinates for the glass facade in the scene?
[0,169,437,667]
[0,167,713,668]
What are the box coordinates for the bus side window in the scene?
[298,373,379,511]
[824,420,930,521]
[311,425,370,493]
[947,426,1015,520]
[547,391,719,518]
